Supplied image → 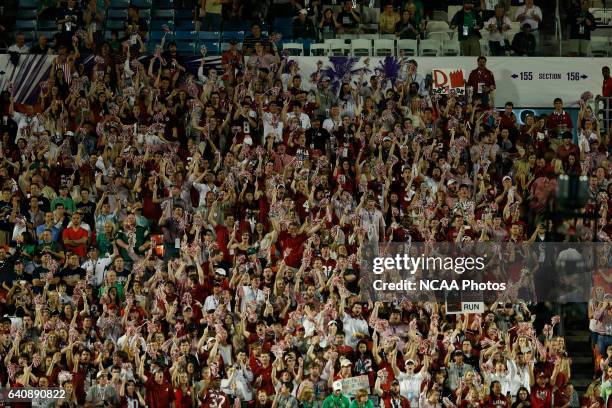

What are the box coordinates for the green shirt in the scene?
[349,400,374,408]
[601,380,612,405]
[116,225,149,261]
[51,196,76,214]
[322,394,350,408]
[96,232,114,256]
[99,281,125,300]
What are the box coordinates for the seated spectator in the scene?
[379,3,400,35]
[244,23,271,56]
[512,23,536,56]
[337,0,361,34]
[293,9,317,41]
[30,34,51,54]
[514,0,542,50]
[485,4,512,56]
[395,6,422,39]
[319,8,340,40]
[8,32,30,54]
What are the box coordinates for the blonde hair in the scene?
[355,389,368,400]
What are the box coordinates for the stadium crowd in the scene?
[0,0,612,407]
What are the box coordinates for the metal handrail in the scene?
[555,0,563,56]
[595,96,612,133]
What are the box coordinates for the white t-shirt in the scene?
[12,111,44,141]
[514,5,542,30]
[485,16,513,43]
[398,371,425,407]
[341,313,369,348]
[263,111,284,142]
[287,111,311,130]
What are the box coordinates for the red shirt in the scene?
[145,378,175,408]
[383,392,411,408]
[63,226,88,257]
[486,394,509,408]
[175,387,195,408]
[530,385,553,408]
[603,77,612,97]
[253,363,275,395]
[467,68,496,95]
[277,231,307,268]
[546,111,573,131]
[214,225,232,261]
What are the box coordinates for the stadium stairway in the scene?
[563,303,592,393]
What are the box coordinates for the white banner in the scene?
[340,375,370,397]
[432,68,466,95]
[289,56,612,108]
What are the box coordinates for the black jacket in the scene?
[450,8,483,40]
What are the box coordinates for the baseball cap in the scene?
[405,359,415,365]
[340,359,352,367]
[502,175,512,182]
[333,380,343,391]
[215,268,227,276]
[447,179,457,186]
[299,8,308,14]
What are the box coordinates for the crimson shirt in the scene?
[145,377,175,408]
[277,231,307,268]
[603,77,612,97]
[530,385,553,408]
[546,111,573,131]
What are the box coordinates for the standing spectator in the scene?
[273,382,298,408]
[322,381,350,408]
[450,0,483,57]
[379,379,410,408]
[481,0,510,20]
[337,0,361,34]
[8,32,30,54]
[546,98,573,138]
[512,24,536,56]
[62,211,89,258]
[349,389,375,408]
[601,66,611,98]
[485,5,512,56]
[467,56,496,107]
[567,0,595,57]
[514,0,542,51]
[85,371,120,407]
[380,3,401,35]
[293,9,317,43]
[200,0,223,31]
[56,0,82,47]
